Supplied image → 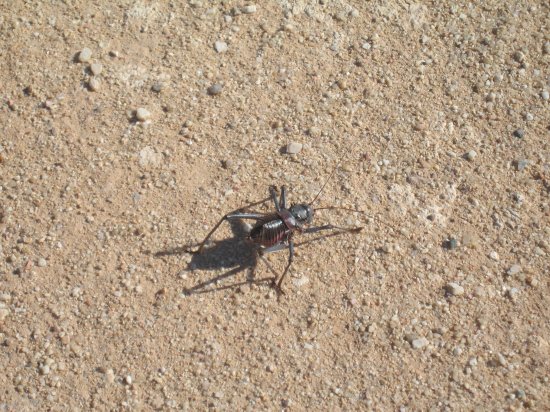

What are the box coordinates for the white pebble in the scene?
[124,375,133,385]
[90,63,103,75]
[88,77,100,91]
[411,337,429,349]
[489,251,499,261]
[37,258,47,267]
[78,48,92,63]
[241,5,257,14]
[507,264,521,276]
[465,150,477,161]
[139,146,161,167]
[293,276,309,287]
[542,90,549,100]
[286,142,303,154]
[214,41,228,53]
[135,108,151,121]
[446,282,464,296]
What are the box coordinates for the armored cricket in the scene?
[188,159,363,293]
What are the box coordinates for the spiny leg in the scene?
[189,212,266,254]
[295,225,362,248]
[280,185,287,209]
[257,241,294,294]
[277,240,294,292]
[303,224,362,235]
[270,186,280,212]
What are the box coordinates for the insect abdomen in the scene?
[249,218,289,247]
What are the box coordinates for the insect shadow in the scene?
[155,213,275,295]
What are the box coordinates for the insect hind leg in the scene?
[188,212,266,254]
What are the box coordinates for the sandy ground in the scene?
[1,1,549,410]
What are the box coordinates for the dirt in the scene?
[1,1,549,410]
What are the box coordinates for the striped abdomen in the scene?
[249,217,290,247]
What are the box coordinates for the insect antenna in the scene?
[315,206,401,233]
[309,151,348,206]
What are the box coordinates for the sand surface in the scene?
[1,1,549,410]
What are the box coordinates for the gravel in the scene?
[135,108,151,121]
[241,5,257,14]
[78,47,92,62]
[445,282,464,296]
[513,128,525,138]
[464,150,477,161]
[37,258,47,267]
[214,41,228,53]
[88,77,100,91]
[90,63,103,75]
[286,142,303,154]
[411,337,428,349]
[207,83,223,95]
[507,264,521,276]
[516,159,529,171]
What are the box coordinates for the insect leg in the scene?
[191,212,266,254]
[270,186,280,212]
[303,224,362,234]
[295,225,362,249]
[276,240,294,292]
[280,185,287,209]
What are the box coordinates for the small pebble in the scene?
[241,5,257,14]
[411,337,429,349]
[541,90,549,100]
[543,41,550,55]
[513,128,525,138]
[507,287,519,301]
[465,150,477,161]
[513,50,525,63]
[152,82,164,93]
[507,264,521,277]
[337,79,348,90]
[124,375,133,385]
[0,308,9,322]
[489,250,499,261]
[88,77,100,92]
[135,108,151,121]
[39,364,50,375]
[37,258,47,267]
[105,369,115,383]
[446,238,458,250]
[78,47,92,63]
[214,41,228,53]
[286,142,303,154]
[445,282,464,296]
[207,83,223,95]
[516,159,528,171]
[90,63,103,75]
[524,112,534,122]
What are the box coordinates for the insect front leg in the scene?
[279,185,287,209]
[270,186,280,212]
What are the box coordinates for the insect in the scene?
[188,159,363,293]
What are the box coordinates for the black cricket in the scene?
[188,164,362,292]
